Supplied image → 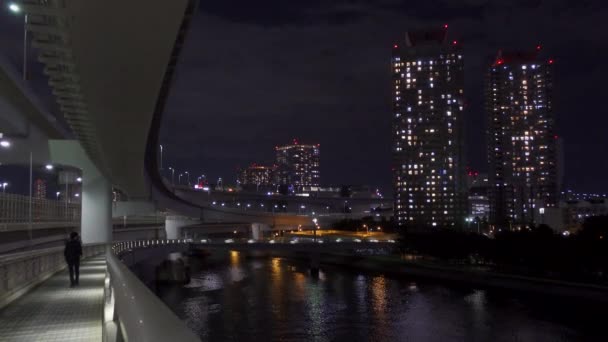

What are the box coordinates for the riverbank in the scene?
[315,253,608,302]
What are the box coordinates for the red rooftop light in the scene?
[548,59,554,64]
[393,44,398,49]
[496,58,504,65]
[443,24,448,29]
[452,40,458,45]
[536,44,542,51]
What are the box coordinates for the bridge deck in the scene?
[0,256,106,341]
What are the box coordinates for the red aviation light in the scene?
[452,40,458,45]
[548,59,554,64]
[393,44,398,49]
[554,135,559,140]
[496,58,504,66]
[536,44,542,51]
[443,24,448,29]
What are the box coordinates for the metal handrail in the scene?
[105,245,200,342]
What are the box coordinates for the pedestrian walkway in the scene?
[0,256,106,341]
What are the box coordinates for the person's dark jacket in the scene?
[64,239,82,263]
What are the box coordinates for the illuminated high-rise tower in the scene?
[486,48,558,228]
[275,140,320,191]
[392,26,466,229]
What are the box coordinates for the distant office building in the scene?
[562,190,607,201]
[392,27,467,229]
[532,198,608,233]
[486,48,559,229]
[238,164,275,188]
[34,179,46,199]
[275,140,320,190]
[467,173,490,220]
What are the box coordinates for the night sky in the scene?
[1,0,608,195]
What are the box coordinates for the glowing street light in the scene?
[168,167,175,185]
[2,182,8,193]
[8,3,21,13]
[45,164,53,170]
[0,140,10,148]
[7,2,28,80]
[159,145,163,170]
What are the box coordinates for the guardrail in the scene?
[0,193,80,226]
[0,243,105,309]
[105,244,199,341]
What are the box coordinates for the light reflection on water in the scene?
[155,252,606,342]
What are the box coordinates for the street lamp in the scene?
[56,191,60,200]
[185,171,190,185]
[312,218,318,242]
[8,2,28,80]
[8,3,20,12]
[168,167,175,185]
[2,182,8,193]
[178,173,183,185]
[159,145,163,171]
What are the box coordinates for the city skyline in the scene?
[153,1,606,195]
[1,1,607,195]
[1,3,608,341]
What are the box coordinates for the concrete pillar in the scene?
[48,140,112,244]
[250,223,269,240]
[81,174,112,244]
[165,215,200,240]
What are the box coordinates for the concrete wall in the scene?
[112,201,157,218]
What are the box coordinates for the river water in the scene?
[154,251,606,341]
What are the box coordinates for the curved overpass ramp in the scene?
[10,0,310,239]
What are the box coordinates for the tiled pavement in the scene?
[0,256,106,341]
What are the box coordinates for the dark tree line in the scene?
[396,216,608,284]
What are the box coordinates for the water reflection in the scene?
[155,252,607,342]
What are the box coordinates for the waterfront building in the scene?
[238,164,275,190]
[275,140,320,191]
[486,47,558,229]
[392,26,467,229]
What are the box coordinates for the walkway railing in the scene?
[0,243,105,309]
[0,193,80,227]
[105,244,199,341]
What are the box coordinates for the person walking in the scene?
[64,232,82,287]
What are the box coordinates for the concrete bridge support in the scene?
[49,140,112,244]
[165,216,201,240]
[250,223,270,240]
[81,175,112,244]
